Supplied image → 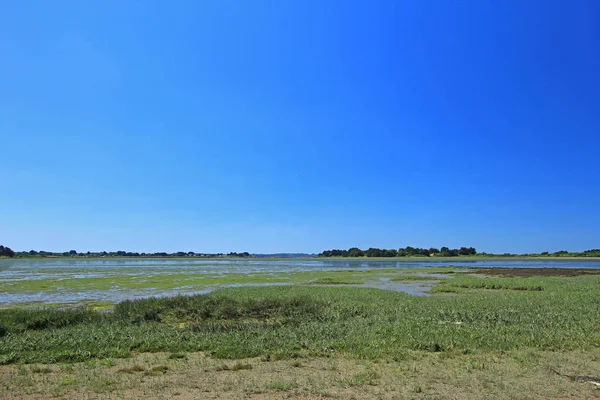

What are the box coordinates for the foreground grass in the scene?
[1,274,600,365]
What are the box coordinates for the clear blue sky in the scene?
[1,1,599,254]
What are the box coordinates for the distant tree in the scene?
[384,249,398,257]
[458,247,476,256]
[365,248,383,257]
[69,250,77,256]
[348,247,364,257]
[0,245,15,257]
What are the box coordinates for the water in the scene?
[1,258,599,306]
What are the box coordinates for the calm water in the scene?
[1,258,599,306]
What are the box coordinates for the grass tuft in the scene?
[215,362,253,371]
[117,365,145,374]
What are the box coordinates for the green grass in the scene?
[1,274,600,365]
[430,276,546,293]
[306,277,363,285]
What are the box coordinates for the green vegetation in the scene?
[307,277,363,285]
[0,245,15,257]
[10,249,252,259]
[318,246,600,258]
[318,246,477,257]
[477,249,600,258]
[2,273,600,365]
[4,241,599,259]
[1,244,314,259]
[431,276,546,293]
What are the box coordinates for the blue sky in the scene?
[1,1,599,254]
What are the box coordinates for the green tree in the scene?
[0,245,15,257]
[384,249,398,257]
[348,247,364,257]
[365,248,383,257]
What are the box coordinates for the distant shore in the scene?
[2,255,600,261]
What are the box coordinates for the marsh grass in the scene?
[0,307,103,333]
[431,276,545,292]
[1,275,600,365]
[306,277,363,285]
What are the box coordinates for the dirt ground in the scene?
[473,268,600,277]
[1,350,599,399]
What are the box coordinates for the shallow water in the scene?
[1,258,598,306]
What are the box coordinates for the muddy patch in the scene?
[475,268,600,277]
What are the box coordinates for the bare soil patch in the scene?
[1,350,599,399]
[475,267,600,277]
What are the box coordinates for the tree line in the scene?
[2,244,598,259]
[318,246,477,258]
[318,247,600,258]
[1,247,252,258]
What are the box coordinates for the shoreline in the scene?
[2,255,600,261]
